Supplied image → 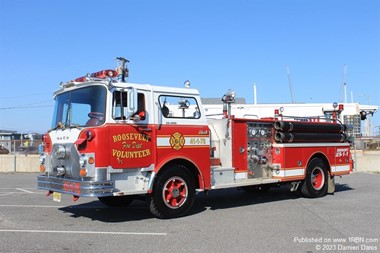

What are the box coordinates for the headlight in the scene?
[79,154,87,168]
[39,153,46,164]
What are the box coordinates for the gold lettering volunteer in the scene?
[112,149,151,158]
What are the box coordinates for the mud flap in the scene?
[327,174,335,194]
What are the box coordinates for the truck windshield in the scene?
[51,86,107,129]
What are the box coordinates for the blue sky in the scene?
[0,0,379,134]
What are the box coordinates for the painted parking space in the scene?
[0,173,379,253]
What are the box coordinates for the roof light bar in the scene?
[90,69,118,79]
[71,69,119,83]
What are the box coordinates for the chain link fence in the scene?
[0,140,42,155]
[353,137,380,150]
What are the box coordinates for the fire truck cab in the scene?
[38,58,352,218]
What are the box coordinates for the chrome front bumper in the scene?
[37,175,114,197]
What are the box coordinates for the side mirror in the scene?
[126,88,138,117]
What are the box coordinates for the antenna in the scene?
[342,64,348,103]
[286,65,296,103]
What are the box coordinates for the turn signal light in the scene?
[40,165,45,173]
[79,168,87,177]
[88,157,95,164]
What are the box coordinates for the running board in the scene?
[211,178,280,190]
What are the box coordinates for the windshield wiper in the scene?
[50,122,65,131]
[50,122,82,131]
[66,123,82,129]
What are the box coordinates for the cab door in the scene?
[109,90,155,169]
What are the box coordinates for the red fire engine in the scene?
[37,58,353,218]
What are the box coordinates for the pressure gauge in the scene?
[250,129,257,136]
[260,129,266,136]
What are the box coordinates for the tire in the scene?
[301,158,328,198]
[148,165,195,219]
[98,196,134,207]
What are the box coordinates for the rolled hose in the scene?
[274,121,347,133]
[275,132,348,143]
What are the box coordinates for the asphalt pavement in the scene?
[0,172,379,253]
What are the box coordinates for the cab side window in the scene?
[159,95,200,119]
[113,91,146,120]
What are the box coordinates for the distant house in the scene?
[0,130,21,152]
[0,131,42,153]
[0,130,21,140]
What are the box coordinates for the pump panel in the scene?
[247,122,273,178]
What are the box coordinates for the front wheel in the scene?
[301,158,328,198]
[148,165,195,219]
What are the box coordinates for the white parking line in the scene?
[0,229,167,236]
[0,193,14,197]
[16,188,34,193]
[0,204,135,209]
[0,188,34,190]
[0,188,36,196]
[0,205,65,208]
[0,192,34,197]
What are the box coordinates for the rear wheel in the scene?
[148,165,195,219]
[301,158,328,198]
[98,196,134,207]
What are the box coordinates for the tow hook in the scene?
[73,195,80,201]
[290,181,301,192]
